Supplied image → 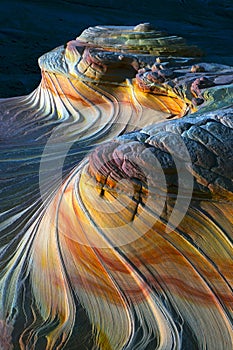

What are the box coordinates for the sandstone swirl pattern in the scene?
[0,24,232,350]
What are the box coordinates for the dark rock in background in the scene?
[0,0,232,97]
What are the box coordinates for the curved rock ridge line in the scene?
[0,24,232,350]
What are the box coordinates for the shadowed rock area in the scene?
[0,5,232,350]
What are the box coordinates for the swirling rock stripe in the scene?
[0,24,232,350]
[17,112,232,350]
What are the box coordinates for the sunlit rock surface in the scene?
[0,24,232,350]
